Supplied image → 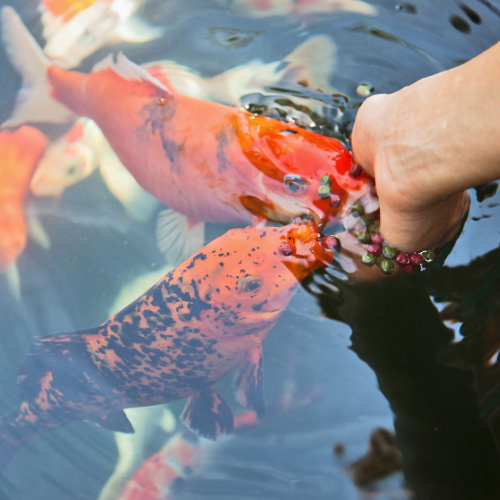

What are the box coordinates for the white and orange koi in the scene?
[40,0,163,68]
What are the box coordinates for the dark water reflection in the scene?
[0,0,499,499]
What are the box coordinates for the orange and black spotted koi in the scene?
[0,223,334,469]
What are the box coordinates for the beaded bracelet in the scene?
[349,202,437,275]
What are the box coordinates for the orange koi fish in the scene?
[0,126,47,273]
[0,222,334,469]
[40,0,163,68]
[2,6,377,259]
[117,411,257,500]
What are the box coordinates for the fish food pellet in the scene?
[318,185,332,199]
[351,203,364,216]
[358,231,371,244]
[382,245,398,260]
[361,253,376,266]
[279,243,293,256]
[421,250,436,262]
[321,235,339,250]
[349,163,363,178]
[371,232,384,245]
[320,175,332,186]
[410,253,424,266]
[378,258,395,274]
[367,244,382,257]
[396,252,410,265]
[329,194,342,208]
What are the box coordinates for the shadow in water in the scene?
[305,250,500,499]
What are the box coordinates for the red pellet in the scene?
[400,264,414,274]
[367,244,382,257]
[349,163,363,178]
[279,243,293,256]
[396,252,410,265]
[370,185,378,197]
[321,235,338,250]
[410,253,424,266]
[371,233,384,245]
[329,194,342,208]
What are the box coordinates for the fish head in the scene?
[30,123,97,197]
[237,115,376,229]
[195,223,334,335]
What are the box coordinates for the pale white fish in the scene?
[98,263,176,500]
[214,0,377,17]
[41,0,164,69]
[30,119,101,197]
[143,33,338,106]
[31,118,159,222]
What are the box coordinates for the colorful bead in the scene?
[361,253,376,266]
[382,245,397,260]
[395,252,410,266]
[421,250,436,262]
[358,231,371,244]
[371,232,384,245]
[377,258,394,274]
[410,253,424,266]
[367,244,382,257]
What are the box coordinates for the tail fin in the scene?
[0,6,75,127]
[0,409,42,472]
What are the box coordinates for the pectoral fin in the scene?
[93,410,135,433]
[156,209,204,266]
[234,344,265,418]
[180,387,234,440]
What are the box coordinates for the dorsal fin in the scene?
[92,52,171,92]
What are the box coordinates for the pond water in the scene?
[0,0,499,499]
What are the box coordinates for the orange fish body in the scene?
[46,55,372,228]
[0,223,333,467]
[0,127,47,271]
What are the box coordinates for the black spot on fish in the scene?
[186,253,207,269]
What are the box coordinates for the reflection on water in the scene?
[0,0,499,499]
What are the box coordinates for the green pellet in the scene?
[318,185,332,199]
[360,214,374,227]
[357,231,371,244]
[361,253,376,266]
[369,223,380,234]
[378,258,394,274]
[421,250,436,262]
[320,175,332,186]
[351,203,364,216]
[382,245,398,260]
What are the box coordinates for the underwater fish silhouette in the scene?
[40,0,163,68]
[116,411,257,500]
[1,6,377,262]
[0,126,47,277]
[215,0,377,18]
[31,118,159,222]
[0,222,334,469]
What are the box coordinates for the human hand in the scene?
[351,90,470,253]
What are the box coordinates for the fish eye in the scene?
[284,174,306,195]
[238,275,262,293]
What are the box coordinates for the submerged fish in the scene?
[31,118,159,222]
[0,126,47,273]
[214,0,377,18]
[40,0,163,68]
[0,222,334,468]
[1,6,377,263]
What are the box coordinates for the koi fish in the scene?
[32,34,339,235]
[40,0,163,68]
[116,411,257,500]
[31,118,159,222]
[1,6,377,264]
[0,126,47,296]
[144,33,339,114]
[214,0,377,18]
[0,222,335,469]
